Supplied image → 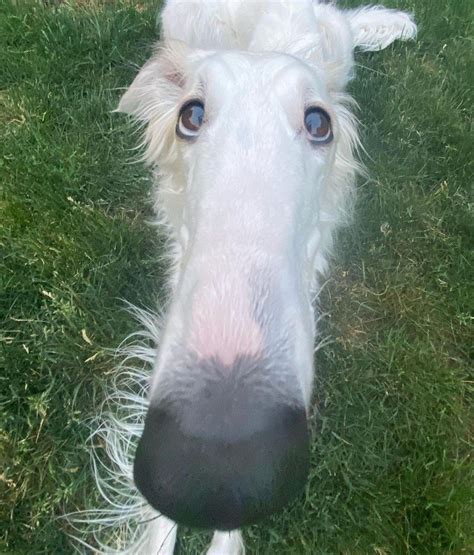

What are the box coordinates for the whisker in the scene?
[156,522,178,555]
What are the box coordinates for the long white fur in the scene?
[70,1,416,553]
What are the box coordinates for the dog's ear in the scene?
[311,3,356,91]
[311,3,416,91]
[250,2,357,91]
[346,6,417,52]
[117,40,190,121]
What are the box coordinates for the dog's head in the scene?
[117,1,416,530]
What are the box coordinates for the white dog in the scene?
[73,2,416,553]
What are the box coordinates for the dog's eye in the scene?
[177,100,205,139]
[304,107,333,145]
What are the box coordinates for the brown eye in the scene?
[177,100,204,139]
[304,107,333,144]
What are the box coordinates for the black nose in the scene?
[133,369,309,530]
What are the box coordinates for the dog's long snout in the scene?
[134,362,309,530]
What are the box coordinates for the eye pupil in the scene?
[182,105,203,130]
[304,107,332,144]
[177,100,204,139]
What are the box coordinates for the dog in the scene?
[72,2,416,553]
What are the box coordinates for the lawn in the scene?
[1,0,472,553]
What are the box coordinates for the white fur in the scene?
[207,531,245,555]
[347,5,417,51]
[71,1,416,552]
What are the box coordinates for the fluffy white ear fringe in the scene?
[66,305,162,554]
[347,6,417,52]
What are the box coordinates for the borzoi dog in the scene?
[73,1,416,553]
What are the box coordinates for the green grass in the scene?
[1,0,472,553]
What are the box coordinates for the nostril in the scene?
[133,381,309,530]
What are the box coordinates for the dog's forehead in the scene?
[193,50,323,91]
